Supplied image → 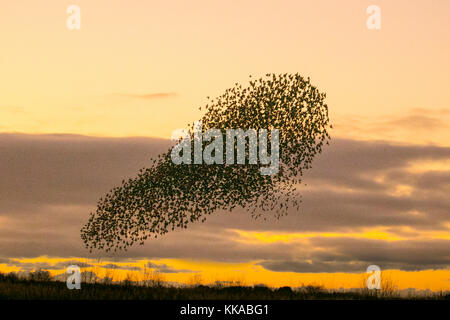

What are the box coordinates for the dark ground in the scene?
[0,273,448,300]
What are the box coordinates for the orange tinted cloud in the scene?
[113,92,178,99]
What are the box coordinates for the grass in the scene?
[0,272,448,300]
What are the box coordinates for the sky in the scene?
[0,0,449,291]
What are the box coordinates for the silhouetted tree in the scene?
[28,269,51,282]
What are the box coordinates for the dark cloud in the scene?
[146,262,193,274]
[101,264,141,271]
[306,138,450,178]
[308,238,450,271]
[258,260,366,273]
[259,238,450,273]
[0,133,449,272]
[3,259,93,271]
[0,133,169,213]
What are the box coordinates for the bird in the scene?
[81,73,332,252]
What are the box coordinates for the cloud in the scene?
[334,108,450,145]
[308,238,450,271]
[1,106,26,114]
[4,259,93,271]
[257,238,450,273]
[101,264,141,271]
[113,92,178,99]
[0,133,169,213]
[146,262,193,274]
[0,133,449,272]
[258,260,366,273]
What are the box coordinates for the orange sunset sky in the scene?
[0,0,449,291]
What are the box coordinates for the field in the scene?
[0,272,448,300]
